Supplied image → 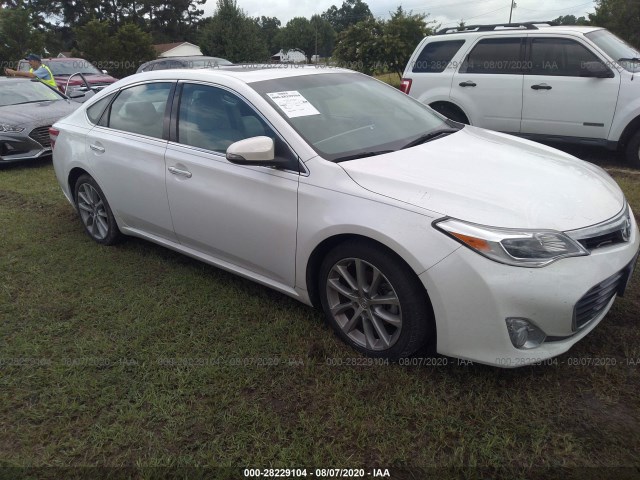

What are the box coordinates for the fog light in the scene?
[506,318,546,349]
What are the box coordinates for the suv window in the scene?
[463,38,524,74]
[529,38,604,77]
[412,40,465,73]
[107,83,172,138]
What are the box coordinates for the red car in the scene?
[18,57,118,102]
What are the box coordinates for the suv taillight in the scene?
[49,127,60,150]
[400,78,412,94]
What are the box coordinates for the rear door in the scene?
[85,81,177,241]
[451,36,525,133]
[521,36,620,139]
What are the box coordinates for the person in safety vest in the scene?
[4,54,60,91]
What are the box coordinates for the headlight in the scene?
[434,218,589,268]
[0,124,25,133]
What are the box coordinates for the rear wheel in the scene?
[74,174,121,245]
[625,130,640,169]
[318,240,434,359]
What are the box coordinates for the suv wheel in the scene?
[626,130,640,169]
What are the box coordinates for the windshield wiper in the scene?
[11,100,55,105]
[334,150,394,163]
[619,57,640,62]
[401,128,460,150]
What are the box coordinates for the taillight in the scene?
[400,78,412,94]
[49,127,60,150]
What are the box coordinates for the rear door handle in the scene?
[459,81,477,87]
[531,84,552,90]
[89,143,105,153]
[168,166,192,178]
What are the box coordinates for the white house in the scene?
[154,42,203,58]
[271,49,307,64]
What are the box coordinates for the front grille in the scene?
[568,205,632,252]
[574,269,626,330]
[29,126,52,148]
[578,231,625,250]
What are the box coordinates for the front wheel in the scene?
[318,240,435,359]
[74,174,122,245]
[625,130,640,169]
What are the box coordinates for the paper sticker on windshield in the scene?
[267,91,320,118]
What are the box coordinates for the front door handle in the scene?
[168,166,192,178]
[89,143,105,153]
[531,84,552,90]
[459,81,477,87]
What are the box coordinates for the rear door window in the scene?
[106,83,173,138]
[463,38,525,74]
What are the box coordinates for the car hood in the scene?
[0,100,80,127]
[340,126,624,231]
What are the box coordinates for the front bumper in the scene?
[421,213,639,367]
[0,128,51,163]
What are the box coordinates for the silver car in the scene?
[50,67,639,366]
[0,77,79,164]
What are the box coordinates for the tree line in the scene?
[0,0,637,79]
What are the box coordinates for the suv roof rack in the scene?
[435,21,557,36]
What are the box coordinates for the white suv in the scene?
[401,22,640,167]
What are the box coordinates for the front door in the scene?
[164,83,300,286]
[521,36,621,139]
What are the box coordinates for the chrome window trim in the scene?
[85,80,176,137]
[175,79,307,176]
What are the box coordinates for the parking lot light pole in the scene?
[509,1,517,23]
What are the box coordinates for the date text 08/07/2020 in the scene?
[243,468,392,478]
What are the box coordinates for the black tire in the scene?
[73,174,122,245]
[430,103,469,124]
[625,130,640,169]
[318,240,435,359]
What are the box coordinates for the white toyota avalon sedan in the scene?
[50,66,639,367]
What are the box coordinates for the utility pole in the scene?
[509,1,517,23]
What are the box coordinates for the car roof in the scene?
[41,57,91,62]
[130,65,353,84]
[148,56,229,62]
[432,25,604,39]
[0,76,34,83]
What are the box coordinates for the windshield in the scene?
[250,72,448,161]
[45,60,104,76]
[0,79,63,107]
[586,30,640,72]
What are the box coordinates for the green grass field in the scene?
[1,160,639,477]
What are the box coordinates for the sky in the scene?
[202,0,597,28]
